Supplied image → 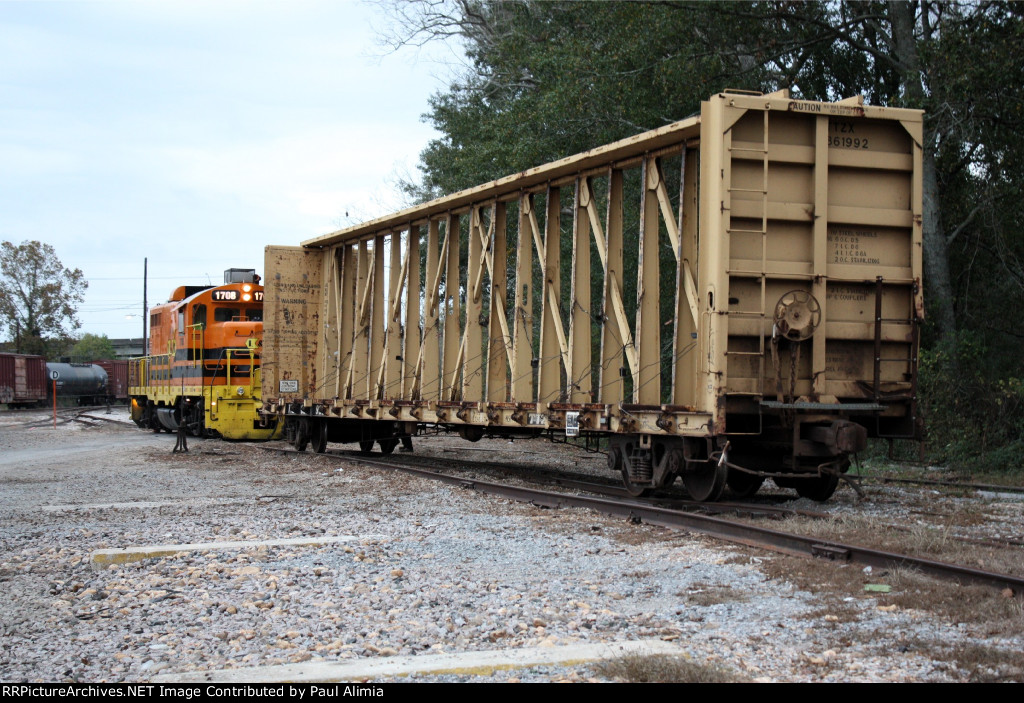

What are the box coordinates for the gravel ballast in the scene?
[1,410,1021,682]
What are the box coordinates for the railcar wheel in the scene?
[378,438,399,455]
[311,421,327,454]
[607,446,623,473]
[609,445,647,497]
[619,445,655,498]
[358,440,375,455]
[292,419,309,452]
[726,470,764,498]
[621,467,653,498]
[682,462,727,502]
[795,473,840,502]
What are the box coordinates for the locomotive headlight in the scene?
[242,293,251,301]
[243,284,252,292]
[237,386,245,396]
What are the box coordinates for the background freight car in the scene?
[92,359,128,404]
[261,90,923,501]
[0,352,48,408]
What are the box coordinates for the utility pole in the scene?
[143,257,148,356]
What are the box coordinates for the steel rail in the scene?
[347,455,1024,594]
[876,475,1024,495]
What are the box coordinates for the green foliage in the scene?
[405,1,874,198]
[918,334,1024,473]
[0,240,87,358]
[70,333,116,362]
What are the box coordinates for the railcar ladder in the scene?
[872,276,920,439]
[724,108,770,411]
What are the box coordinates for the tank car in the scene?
[46,362,108,405]
[260,90,923,501]
[128,268,279,440]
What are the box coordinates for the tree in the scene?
[0,240,87,357]
[70,333,116,362]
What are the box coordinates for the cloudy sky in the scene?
[0,0,455,340]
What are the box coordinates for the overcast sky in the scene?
[0,0,455,340]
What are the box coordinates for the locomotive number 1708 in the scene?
[212,290,264,302]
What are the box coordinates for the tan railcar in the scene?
[262,90,923,501]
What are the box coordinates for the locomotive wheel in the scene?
[795,473,840,502]
[311,421,327,454]
[378,438,399,455]
[682,462,727,502]
[183,403,204,437]
[358,440,375,455]
[726,470,765,498]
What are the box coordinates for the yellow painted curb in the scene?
[153,639,685,683]
[91,535,380,568]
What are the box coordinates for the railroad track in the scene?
[872,474,1024,495]
[335,450,1024,548]
[366,450,835,520]
[353,455,1024,593]
[11,406,125,429]
[260,445,1024,593]
[260,445,823,521]
[263,443,1024,552]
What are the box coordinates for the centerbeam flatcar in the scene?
[129,268,279,440]
[260,90,923,501]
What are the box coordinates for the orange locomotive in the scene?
[129,268,279,440]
